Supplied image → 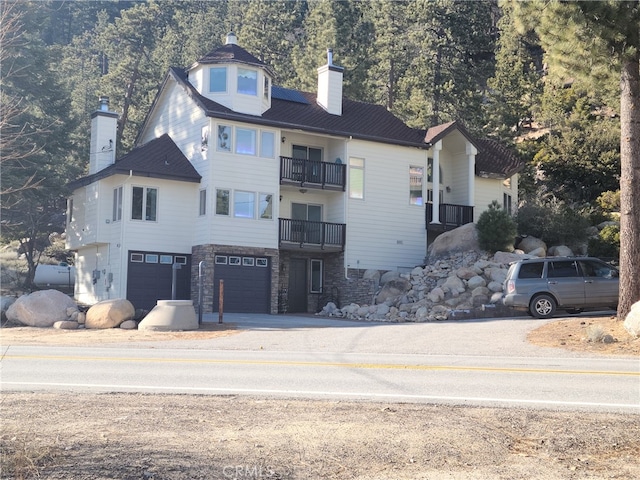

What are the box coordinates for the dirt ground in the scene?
[1,316,639,479]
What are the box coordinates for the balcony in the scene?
[279,218,346,252]
[426,203,474,232]
[280,156,346,191]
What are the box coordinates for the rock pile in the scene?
[320,250,532,323]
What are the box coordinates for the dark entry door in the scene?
[288,258,307,313]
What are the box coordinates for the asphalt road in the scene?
[2,314,639,413]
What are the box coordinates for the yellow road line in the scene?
[2,354,638,377]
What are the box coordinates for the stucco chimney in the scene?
[317,48,344,116]
[89,96,118,175]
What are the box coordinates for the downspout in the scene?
[344,136,352,279]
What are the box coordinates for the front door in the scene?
[288,258,307,313]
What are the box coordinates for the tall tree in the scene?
[397,0,498,131]
[238,0,306,86]
[512,0,640,318]
[291,0,374,101]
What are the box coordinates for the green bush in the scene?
[588,224,620,259]
[476,201,517,253]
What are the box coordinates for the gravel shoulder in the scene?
[1,315,638,479]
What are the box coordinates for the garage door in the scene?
[212,254,270,313]
[127,251,191,311]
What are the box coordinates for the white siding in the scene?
[345,140,429,271]
[474,177,504,222]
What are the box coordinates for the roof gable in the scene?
[475,138,524,179]
[68,134,201,190]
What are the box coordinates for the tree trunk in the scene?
[617,54,640,319]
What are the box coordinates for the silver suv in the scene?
[503,257,619,318]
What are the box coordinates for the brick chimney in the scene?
[89,96,118,175]
[317,48,344,116]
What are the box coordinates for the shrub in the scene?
[476,201,517,253]
[588,224,620,260]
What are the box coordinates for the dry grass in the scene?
[0,430,60,480]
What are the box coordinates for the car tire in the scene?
[530,294,556,319]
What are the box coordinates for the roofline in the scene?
[68,167,201,191]
[426,120,480,151]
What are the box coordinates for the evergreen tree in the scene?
[291,0,374,101]
[512,0,640,318]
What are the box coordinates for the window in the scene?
[409,166,424,206]
[236,128,256,155]
[548,261,579,278]
[217,125,231,151]
[311,259,323,293]
[237,68,257,95]
[503,193,512,215]
[518,262,544,279]
[263,76,269,100]
[259,193,273,219]
[229,256,241,265]
[215,256,228,265]
[112,186,123,221]
[199,189,207,216]
[234,191,255,218]
[256,258,268,267]
[427,189,444,203]
[209,67,227,93]
[145,254,159,263]
[131,253,144,262]
[160,255,173,264]
[349,157,364,199]
[243,257,255,267]
[132,186,157,221]
[175,256,187,265]
[260,131,275,158]
[216,189,230,215]
[292,145,322,161]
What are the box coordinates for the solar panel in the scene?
[271,86,310,105]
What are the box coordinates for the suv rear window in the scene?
[518,262,544,279]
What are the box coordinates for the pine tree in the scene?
[512,0,640,318]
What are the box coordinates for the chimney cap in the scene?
[327,48,333,66]
[225,31,237,45]
[98,96,110,111]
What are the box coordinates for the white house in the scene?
[66,34,522,314]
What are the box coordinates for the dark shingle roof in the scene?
[475,138,524,179]
[68,134,201,190]
[170,67,429,149]
[193,43,275,76]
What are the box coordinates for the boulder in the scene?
[492,251,531,266]
[119,320,138,330]
[375,277,411,304]
[442,275,466,294]
[428,223,479,260]
[6,290,78,327]
[517,236,547,255]
[467,276,486,290]
[1,296,16,323]
[484,267,508,284]
[380,271,401,285]
[456,267,478,280]
[85,299,135,329]
[362,269,381,285]
[548,245,574,257]
[623,301,640,338]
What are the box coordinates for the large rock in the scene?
[428,223,479,260]
[548,245,574,257]
[1,296,16,323]
[375,277,411,304]
[517,236,547,255]
[623,301,640,338]
[493,251,532,266]
[5,290,78,327]
[85,299,135,329]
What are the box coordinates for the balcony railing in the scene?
[426,202,474,231]
[279,218,346,250]
[280,156,346,191]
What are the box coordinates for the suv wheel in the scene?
[530,294,556,319]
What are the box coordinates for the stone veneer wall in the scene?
[191,244,280,315]
[323,253,378,308]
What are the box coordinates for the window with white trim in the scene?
[112,186,123,221]
[259,193,273,219]
[409,166,424,206]
[236,128,256,155]
[260,131,275,158]
[216,189,230,215]
[132,186,157,221]
[234,191,255,218]
[209,67,227,93]
[349,157,364,199]
[217,125,231,151]
[199,189,207,216]
[237,68,257,95]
